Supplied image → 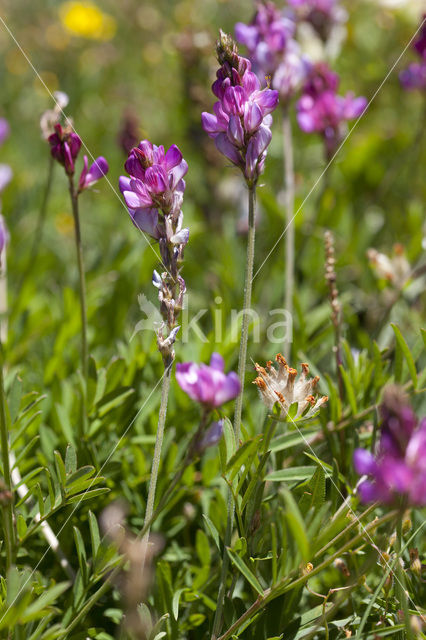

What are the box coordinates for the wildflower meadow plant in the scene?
[235,2,310,359]
[48,120,109,380]
[0,4,425,640]
[297,61,367,160]
[400,15,426,91]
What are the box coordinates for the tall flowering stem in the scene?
[48,123,108,383]
[282,107,295,359]
[395,511,413,640]
[202,31,278,639]
[119,139,189,557]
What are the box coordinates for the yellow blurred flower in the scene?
[60,2,116,40]
[55,212,74,236]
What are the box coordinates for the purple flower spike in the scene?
[202,31,278,185]
[288,0,347,43]
[354,386,426,507]
[48,123,82,175]
[400,15,426,91]
[297,62,367,159]
[78,156,109,191]
[176,352,241,409]
[235,3,309,102]
[119,140,188,241]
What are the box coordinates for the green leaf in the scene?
[65,445,77,475]
[196,529,211,567]
[20,582,70,622]
[73,526,88,582]
[391,323,417,388]
[88,511,101,558]
[225,436,261,482]
[282,487,310,561]
[8,375,23,425]
[267,466,327,483]
[202,515,221,552]
[226,548,264,596]
[53,451,67,487]
[172,588,187,621]
[67,487,109,503]
[339,365,357,415]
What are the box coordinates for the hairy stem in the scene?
[283,106,295,360]
[68,178,88,382]
[211,184,256,640]
[0,346,15,571]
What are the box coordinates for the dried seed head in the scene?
[253,355,327,419]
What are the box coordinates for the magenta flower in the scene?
[48,123,82,175]
[354,387,426,506]
[202,31,279,185]
[297,62,366,159]
[235,2,295,76]
[235,4,308,102]
[400,16,426,91]
[119,140,188,242]
[176,353,241,409]
[78,156,109,192]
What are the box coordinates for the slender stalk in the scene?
[282,106,295,360]
[140,361,172,566]
[0,346,15,571]
[211,184,256,640]
[68,178,88,382]
[395,513,413,640]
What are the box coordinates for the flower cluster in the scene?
[288,0,347,44]
[120,140,189,364]
[354,386,426,506]
[400,16,426,91]
[0,118,12,195]
[202,31,279,185]
[253,354,328,419]
[297,62,367,159]
[367,244,411,290]
[235,3,309,103]
[48,123,109,191]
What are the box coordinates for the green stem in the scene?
[211,183,256,640]
[140,361,172,566]
[0,346,14,571]
[283,106,295,361]
[395,513,413,640]
[68,178,88,382]
[217,510,398,640]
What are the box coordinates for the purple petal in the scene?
[202,112,220,137]
[210,353,224,371]
[215,133,242,166]
[353,448,377,475]
[131,207,160,238]
[85,156,109,185]
[170,228,189,245]
[244,102,263,133]
[223,86,246,116]
[228,116,245,147]
[145,166,168,194]
[169,159,188,190]
[251,89,279,116]
[164,144,183,171]
[214,372,241,406]
[242,71,261,95]
[235,23,259,50]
